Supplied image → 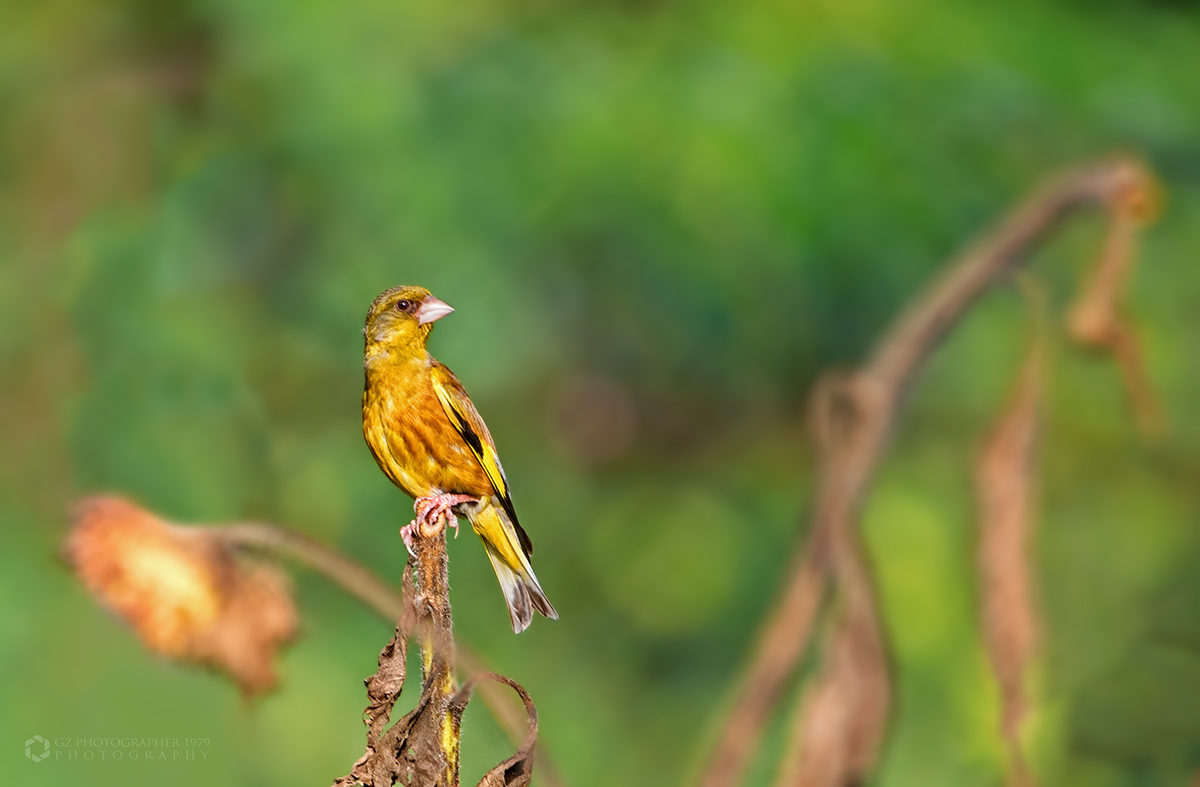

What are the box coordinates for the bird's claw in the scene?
[412,493,477,540]
[399,521,417,557]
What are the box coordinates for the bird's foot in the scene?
[413,493,478,539]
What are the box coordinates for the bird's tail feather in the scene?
[468,501,557,633]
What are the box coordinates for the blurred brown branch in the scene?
[700,157,1157,787]
[773,524,888,787]
[219,523,405,621]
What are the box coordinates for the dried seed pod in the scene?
[65,496,298,695]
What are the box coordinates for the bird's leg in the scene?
[413,493,479,539]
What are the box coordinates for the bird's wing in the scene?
[429,362,533,556]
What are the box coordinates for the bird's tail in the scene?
[466,499,557,633]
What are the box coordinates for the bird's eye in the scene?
[395,299,413,312]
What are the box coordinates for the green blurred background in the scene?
[4,0,1200,784]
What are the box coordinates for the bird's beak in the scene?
[416,296,455,326]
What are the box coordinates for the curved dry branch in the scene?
[458,672,539,787]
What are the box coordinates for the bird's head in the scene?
[363,285,455,360]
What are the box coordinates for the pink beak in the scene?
[416,296,455,326]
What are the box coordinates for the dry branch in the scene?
[700,157,1156,787]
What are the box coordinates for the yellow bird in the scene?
[361,285,557,632]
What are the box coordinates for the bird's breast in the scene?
[363,364,492,499]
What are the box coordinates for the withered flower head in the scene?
[65,496,298,695]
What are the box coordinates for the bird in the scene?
[361,284,558,633]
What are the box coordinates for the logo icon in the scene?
[25,735,50,762]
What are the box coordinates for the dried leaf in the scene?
[65,496,298,695]
[774,537,890,787]
[364,621,410,748]
[976,334,1043,786]
[1066,173,1163,435]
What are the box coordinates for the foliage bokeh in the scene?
[3,0,1200,784]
